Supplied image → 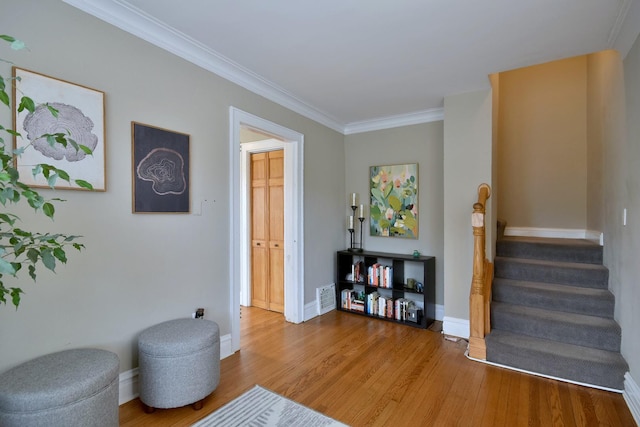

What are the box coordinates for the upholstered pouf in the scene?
[138,318,220,412]
[0,348,120,427]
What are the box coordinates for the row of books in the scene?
[350,261,365,283]
[341,289,366,312]
[341,289,418,322]
[368,263,393,288]
[347,262,393,288]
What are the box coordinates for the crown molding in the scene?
[343,107,444,135]
[63,0,346,133]
[63,0,448,136]
[609,0,640,58]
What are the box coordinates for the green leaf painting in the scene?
[370,163,418,238]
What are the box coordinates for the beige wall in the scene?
[0,0,345,373]
[344,122,444,306]
[497,56,588,230]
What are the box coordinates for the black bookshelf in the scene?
[336,250,436,329]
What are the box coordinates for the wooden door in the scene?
[250,150,284,313]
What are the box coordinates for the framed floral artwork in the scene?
[12,67,106,191]
[370,163,418,238]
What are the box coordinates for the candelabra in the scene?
[348,201,365,252]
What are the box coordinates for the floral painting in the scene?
[370,163,418,238]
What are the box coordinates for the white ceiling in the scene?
[64,0,640,134]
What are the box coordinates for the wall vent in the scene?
[316,283,336,315]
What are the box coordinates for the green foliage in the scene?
[0,35,93,308]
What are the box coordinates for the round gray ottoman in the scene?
[138,318,220,412]
[0,348,120,427]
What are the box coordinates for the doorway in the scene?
[229,107,304,354]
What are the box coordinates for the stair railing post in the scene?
[469,183,490,360]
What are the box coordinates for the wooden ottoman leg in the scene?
[192,399,203,410]
[143,403,155,413]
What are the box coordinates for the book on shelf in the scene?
[394,298,416,321]
[366,291,379,315]
[341,289,354,310]
[367,264,393,288]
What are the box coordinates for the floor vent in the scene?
[317,283,336,315]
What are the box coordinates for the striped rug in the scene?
[192,385,348,427]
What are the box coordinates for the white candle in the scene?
[349,215,354,229]
[359,204,363,217]
[351,193,357,206]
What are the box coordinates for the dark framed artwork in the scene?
[13,67,106,190]
[370,163,418,238]
[132,122,190,213]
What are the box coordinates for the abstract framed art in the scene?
[131,122,190,213]
[370,163,418,238]
[12,67,106,190]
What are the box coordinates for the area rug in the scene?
[192,385,348,427]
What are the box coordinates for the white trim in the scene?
[220,333,234,360]
[63,0,344,133]
[117,334,234,405]
[504,226,596,240]
[442,316,469,339]
[624,373,640,425]
[304,300,319,321]
[63,0,446,135]
[343,108,444,135]
[118,367,138,405]
[585,229,605,245]
[466,350,625,393]
[230,108,305,355]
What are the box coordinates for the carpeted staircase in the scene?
[485,235,629,391]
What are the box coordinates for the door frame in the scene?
[229,107,304,353]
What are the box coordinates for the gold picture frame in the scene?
[370,163,418,238]
[12,67,106,191]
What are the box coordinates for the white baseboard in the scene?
[304,300,319,321]
[442,316,469,339]
[505,227,603,245]
[624,372,640,425]
[220,333,233,359]
[118,368,139,405]
[585,229,604,245]
[118,333,233,405]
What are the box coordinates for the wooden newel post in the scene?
[469,183,490,360]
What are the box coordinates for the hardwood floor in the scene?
[119,307,636,426]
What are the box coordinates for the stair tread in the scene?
[497,236,603,264]
[492,278,614,318]
[492,301,618,329]
[487,329,627,364]
[500,236,600,247]
[494,256,607,270]
[486,329,628,390]
[493,278,613,298]
[494,256,609,288]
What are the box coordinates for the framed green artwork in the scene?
[370,163,418,238]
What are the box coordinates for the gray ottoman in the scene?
[138,318,220,412]
[0,348,120,427]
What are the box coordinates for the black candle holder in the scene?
[349,205,362,252]
[348,205,364,252]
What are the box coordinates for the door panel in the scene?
[250,149,284,313]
